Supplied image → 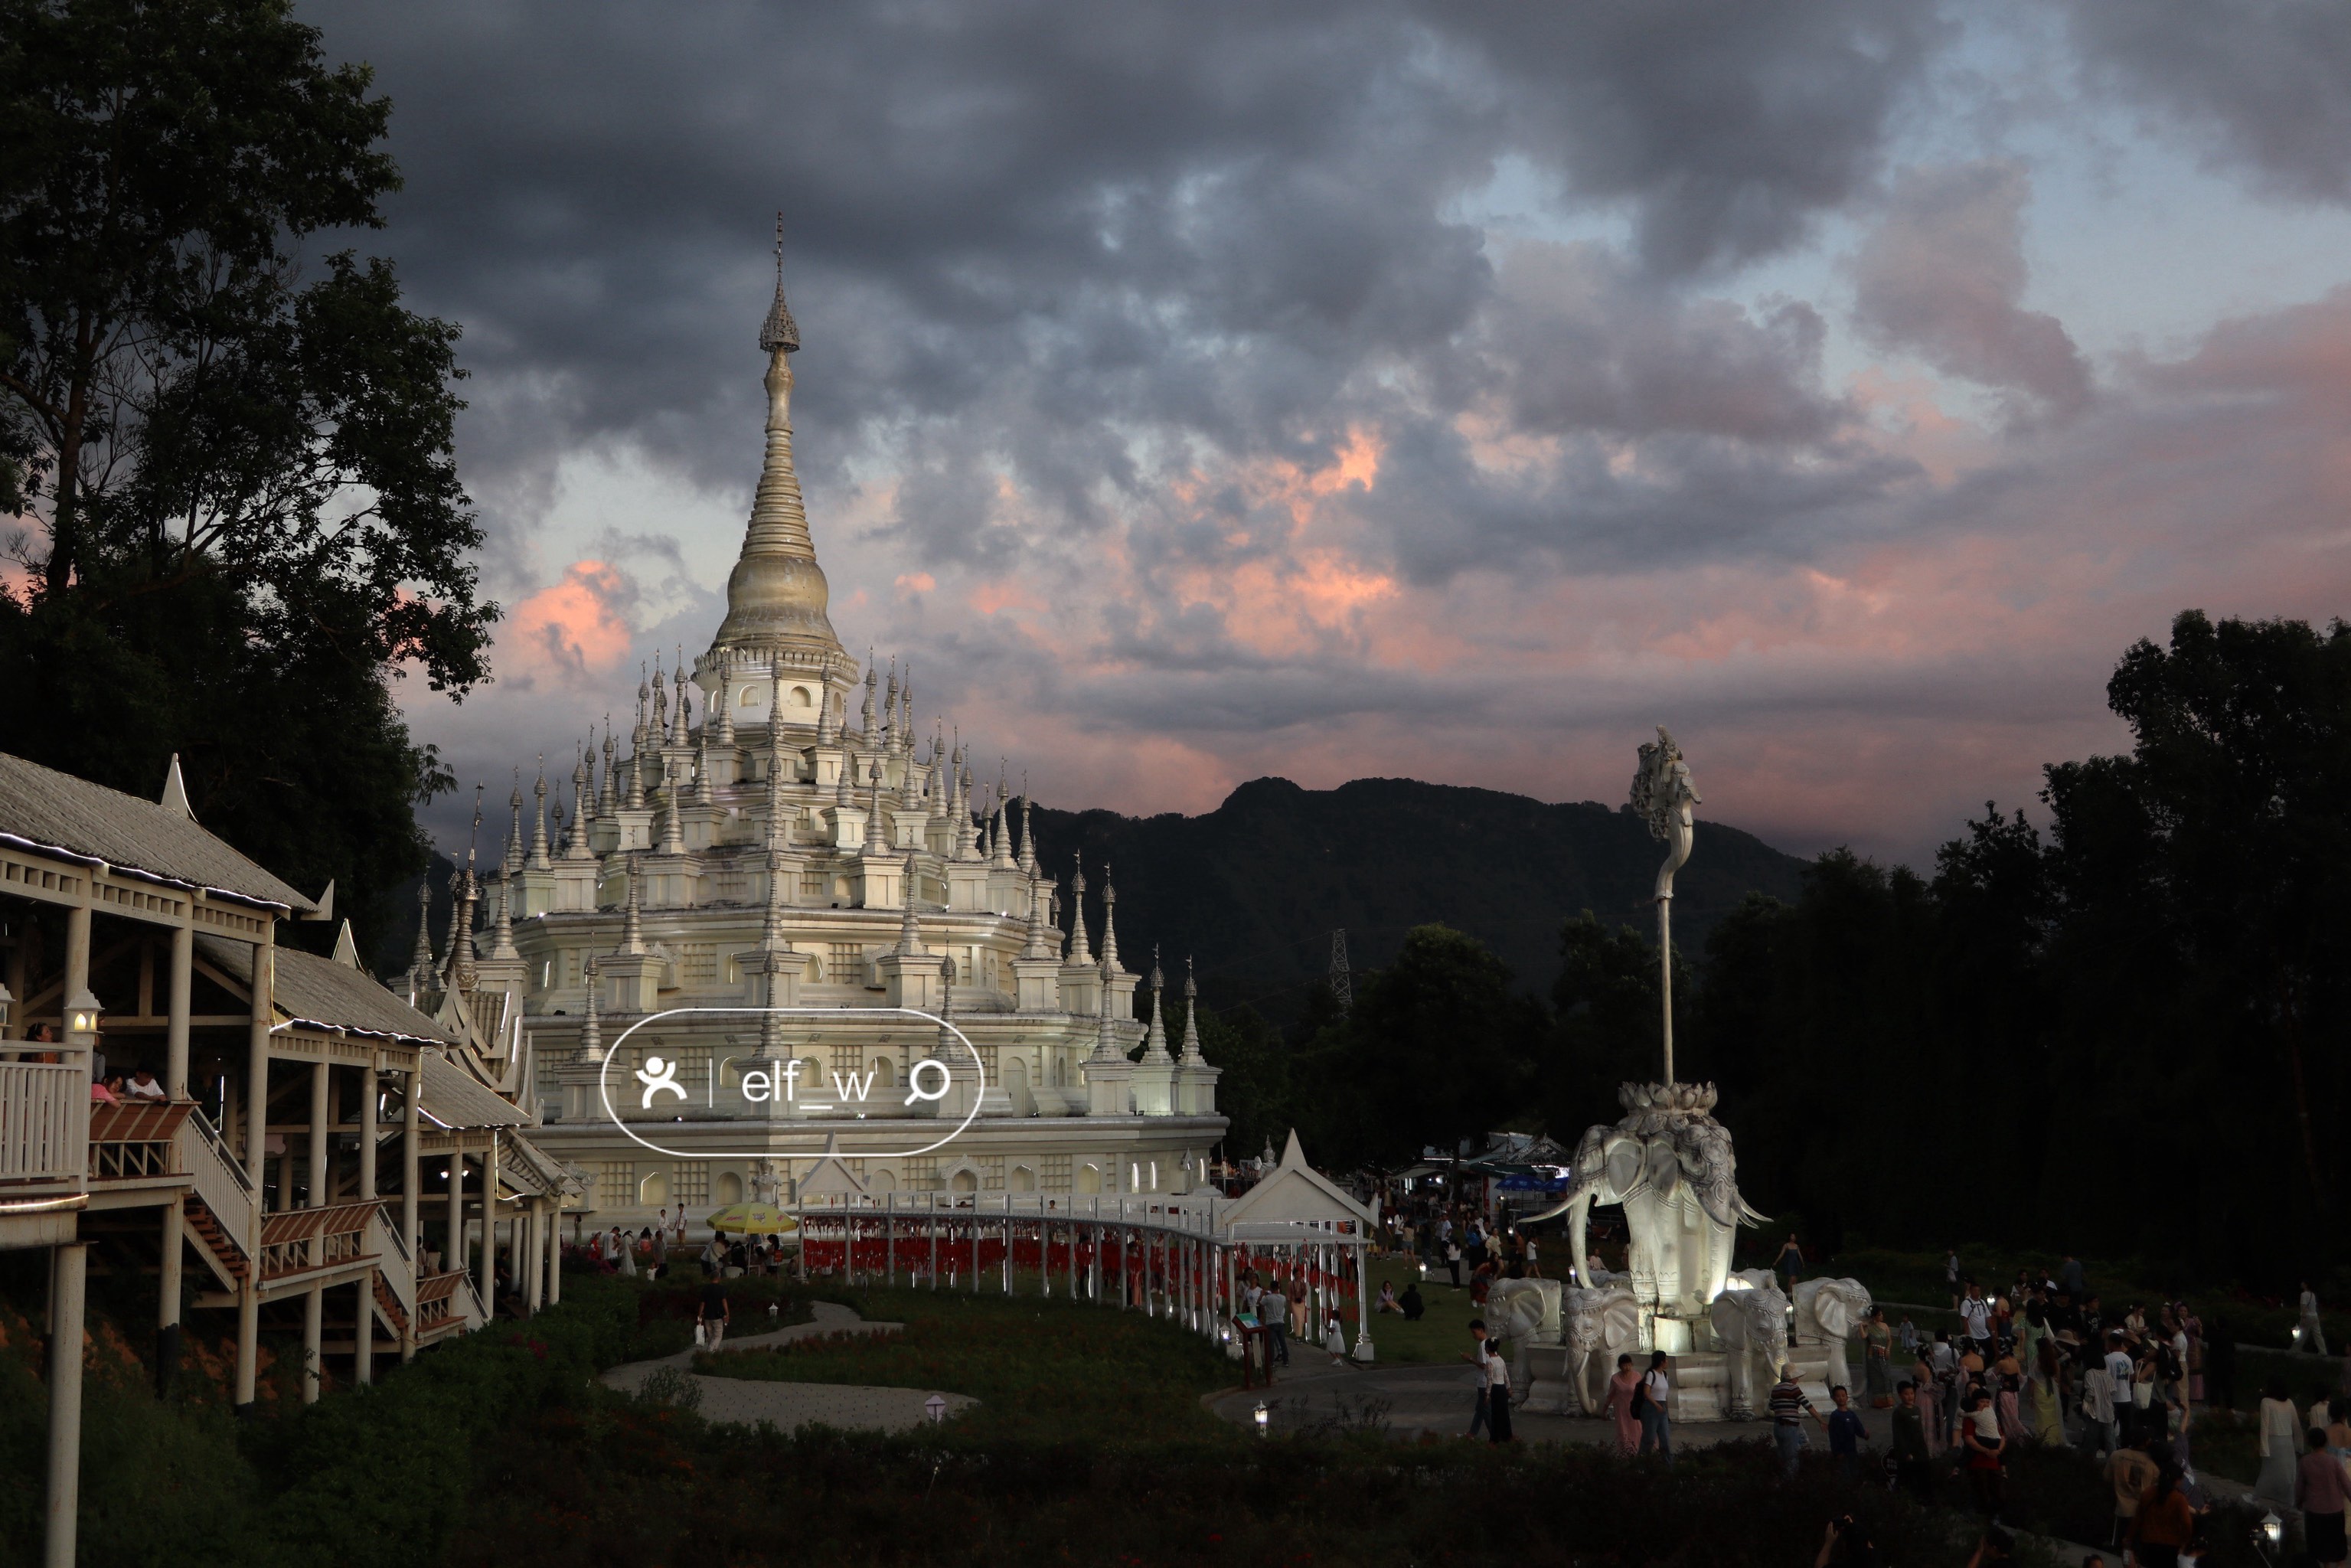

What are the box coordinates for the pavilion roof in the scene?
[197,935,456,1047]
[1220,1129,1375,1236]
[0,750,314,912]
[416,1051,531,1130]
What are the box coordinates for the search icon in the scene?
[904,1057,952,1106]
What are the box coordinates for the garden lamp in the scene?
[1253,1400,1269,1437]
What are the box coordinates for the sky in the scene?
[299,0,2351,868]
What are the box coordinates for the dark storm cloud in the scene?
[297,0,1950,585]
[2065,0,2351,204]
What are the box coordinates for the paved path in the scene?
[1206,1357,1768,1447]
[600,1300,978,1432]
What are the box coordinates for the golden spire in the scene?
[713,213,842,658]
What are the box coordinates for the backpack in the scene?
[1631,1376,1653,1416]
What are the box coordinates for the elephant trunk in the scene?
[1567,1192,1593,1287]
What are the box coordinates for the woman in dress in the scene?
[2257,1378,2305,1508]
[1603,1352,1643,1453]
[2027,1339,2067,1446]
[1914,1347,1947,1455]
[1865,1306,1895,1409]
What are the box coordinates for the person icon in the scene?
[636,1054,687,1109]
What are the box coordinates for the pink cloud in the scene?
[505,560,635,681]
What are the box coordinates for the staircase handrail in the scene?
[178,1106,255,1260]
[367,1203,417,1318]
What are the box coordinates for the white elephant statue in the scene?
[1523,1082,1766,1320]
[1706,1280,1790,1419]
[1488,1277,1561,1348]
[1793,1277,1872,1395]
[1562,1283,1644,1415]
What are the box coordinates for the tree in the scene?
[2040,610,2351,1268]
[1321,924,1545,1168]
[1542,910,1683,1140]
[0,0,490,951]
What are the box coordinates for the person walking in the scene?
[1445,1236,1462,1289]
[2299,1426,2350,1568]
[1778,1233,1806,1295]
[1963,1388,2007,1519]
[1770,1363,1827,1477]
[2128,1464,2196,1568]
[1638,1350,1674,1468]
[2104,1437,2158,1549]
[1486,1335,1514,1444]
[1462,1320,1492,1439]
[2257,1379,2305,1508]
[1892,1382,1935,1501]
[1605,1352,1643,1453]
[1947,1249,1962,1308]
[2303,1284,2331,1356]
[698,1277,730,1351]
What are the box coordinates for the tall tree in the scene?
[0,0,489,950]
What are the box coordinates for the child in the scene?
[1827,1385,1869,1483]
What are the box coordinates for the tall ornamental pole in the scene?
[1630,727,1701,1086]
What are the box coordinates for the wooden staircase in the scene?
[184,1193,250,1285]
[371,1270,409,1336]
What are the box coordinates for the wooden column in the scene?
[156,1196,183,1397]
[354,1272,374,1385]
[44,1242,87,1568]
[446,1150,463,1278]
[307,1061,329,1212]
[237,925,273,1409]
[358,1056,378,1202]
[301,1284,322,1404]
[481,1132,501,1311]
[544,1194,563,1307]
[400,1068,420,1264]
[165,924,193,1099]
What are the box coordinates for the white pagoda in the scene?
[461,253,1225,1226]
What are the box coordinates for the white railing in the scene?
[368,1204,416,1321]
[456,1275,488,1331]
[0,1061,84,1184]
[772,1191,1368,1349]
[177,1108,256,1244]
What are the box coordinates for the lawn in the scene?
[1358,1253,1501,1365]
[694,1284,1243,1445]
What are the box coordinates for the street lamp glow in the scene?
[1252,1400,1269,1436]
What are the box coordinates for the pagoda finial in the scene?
[1180,956,1204,1063]
[1100,864,1121,969]
[406,876,436,996]
[1142,946,1171,1063]
[529,757,551,869]
[896,853,925,956]
[618,854,646,955]
[489,874,518,960]
[577,956,602,1061]
[1066,854,1093,966]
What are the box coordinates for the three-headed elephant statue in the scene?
[1521,1083,1765,1320]
[1792,1276,1872,1395]
[1562,1283,1644,1415]
[1705,1280,1790,1419]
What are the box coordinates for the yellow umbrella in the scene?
[704,1203,799,1237]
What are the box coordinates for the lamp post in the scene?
[1252,1400,1269,1438]
[2254,1511,2284,1566]
[64,987,102,1058]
